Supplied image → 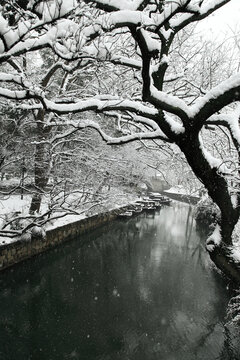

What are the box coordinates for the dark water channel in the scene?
[0,203,240,360]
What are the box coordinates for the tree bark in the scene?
[177,132,239,246]
[209,246,240,284]
[29,110,51,214]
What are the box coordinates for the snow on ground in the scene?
[165,185,188,195]
[0,194,49,222]
[0,194,42,216]
[165,185,201,197]
[0,194,47,246]
[0,189,138,246]
[45,213,86,230]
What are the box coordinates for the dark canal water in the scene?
[0,203,240,360]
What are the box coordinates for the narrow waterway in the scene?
[0,203,239,360]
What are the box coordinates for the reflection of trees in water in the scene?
[82,207,239,360]
[195,219,210,240]
[86,208,236,359]
[185,205,193,243]
[184,205,208,267]
[186,207,213,269]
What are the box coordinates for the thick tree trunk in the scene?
[29,193,42,214]
[29,110,51,214]
[220,216,238,245]
[29,141,51,214]
[209,247,240,284]
[177,132,239,246]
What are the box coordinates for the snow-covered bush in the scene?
[194,196,220,226]
[31,226,46,240]
[20,232,32,243]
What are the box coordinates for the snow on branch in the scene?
[207,106,240,145]
[28,0,78,21]
[10,94,159,121]
[190,74,240,121]
[40,61,83,88]
[0,72,29,87]
[156,0,192,30]
[110,55,142,70]
[61,119,170,144]
[199,0,231,16]
[43,97,158,119]
[106,129,168,144]
[171,0,231,31]
[0,7,154,62]
[199,135,231,175]
[0,1,78,54]
[40,109,170,144]
[0,87,31,100]
[164,114,185,135]
[139,29,160,53]
[149,83,190,120]
[0,27,61,63]
[83,10,154,39]
[83,0,146,11]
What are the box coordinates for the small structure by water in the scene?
[118,193,172,219]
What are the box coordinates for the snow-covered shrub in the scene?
[20,232,32,243]
[31,226,46,240]
[194,196,220,226]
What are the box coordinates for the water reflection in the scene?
[0,202,239,360]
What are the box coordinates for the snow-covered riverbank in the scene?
[0,190,139,246]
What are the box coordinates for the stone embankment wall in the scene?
[0,207,127,272]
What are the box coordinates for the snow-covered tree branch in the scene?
[1,0,240,260]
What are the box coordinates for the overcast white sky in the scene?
[197,0,240,39]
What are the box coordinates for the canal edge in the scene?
[0,205,131,272]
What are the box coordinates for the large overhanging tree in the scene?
[1,1,240,261]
